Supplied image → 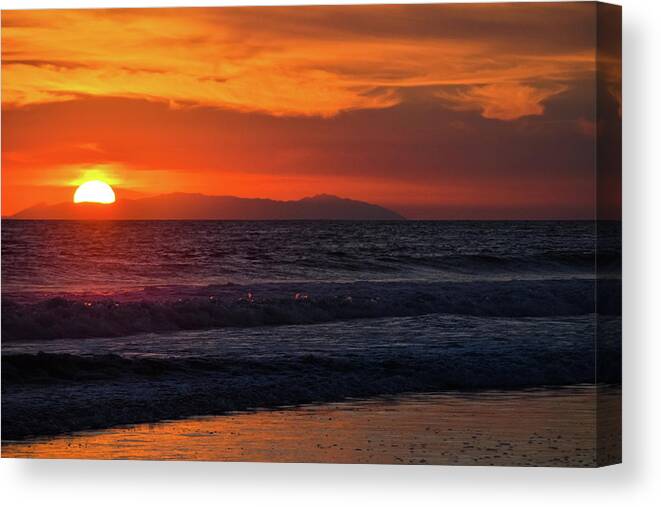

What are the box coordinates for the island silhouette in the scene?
[10,193,405,220]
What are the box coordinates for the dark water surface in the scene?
[1,220,620,294]
[1,220,621,442]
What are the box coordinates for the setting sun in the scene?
[73,180,116,204]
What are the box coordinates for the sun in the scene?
[73,180,116,204]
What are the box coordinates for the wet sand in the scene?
[2,388,620,466]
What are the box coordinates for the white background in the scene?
[1,0,659,505]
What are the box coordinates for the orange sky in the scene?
[1,3,621,218]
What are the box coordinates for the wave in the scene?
[350,252,618,273]
[2,314,621,439]
[2,278,621,341]
[268,251,621,279]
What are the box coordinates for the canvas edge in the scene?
[595,0,622,468]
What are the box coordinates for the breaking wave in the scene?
[2,313,621,439]
[2,279,621,341]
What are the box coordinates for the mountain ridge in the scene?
[10,193,406,221]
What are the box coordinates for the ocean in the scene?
[1,220,621,441]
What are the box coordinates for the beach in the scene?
[2,388,621,466]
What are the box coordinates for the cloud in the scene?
[435,82,569,121]
[2,4,596,120]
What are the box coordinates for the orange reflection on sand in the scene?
[2,389,621,466]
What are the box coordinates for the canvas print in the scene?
[1,2,621,466]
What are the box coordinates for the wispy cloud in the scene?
[2,4,596,120]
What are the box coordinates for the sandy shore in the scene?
[2,387,620,466]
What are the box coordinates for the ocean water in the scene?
[1,220,621,440]
[1,220,619,294]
